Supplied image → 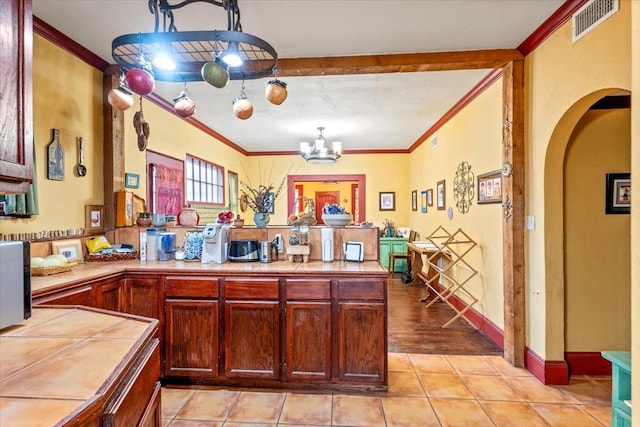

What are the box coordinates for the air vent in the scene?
[430,135,438,149]
[572,0,618,42]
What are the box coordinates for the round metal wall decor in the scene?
[453,161,475,214]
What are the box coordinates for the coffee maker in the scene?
[201,223,230,264]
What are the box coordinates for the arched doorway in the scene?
[544,89,631,380]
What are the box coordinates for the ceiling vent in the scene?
[572,0,618,42]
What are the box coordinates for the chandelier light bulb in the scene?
[152,51,176,71]
[222,42,243,67]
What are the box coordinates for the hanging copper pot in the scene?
[233,97,253,120]
[265,79,288,105]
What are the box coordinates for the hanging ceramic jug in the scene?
[178,205,200,227]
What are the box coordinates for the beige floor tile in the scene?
[220,423,274,427]
[388,353,414,372]
[418,373,474,399]
[581,404,612,425]
[332,394,385,427]
[162,387,197,419]
[430,398,495,426]
[505,376,574,404]
[445,355,498,376]
[162,418,172,427]
[278,393,332,425]
[530,402,605,427]
[462,375,523,401]
[167,420,223,426]
[226,391,285,424]
[591,378,613,393]
[387,371,426,397]
[176,389,240,421]
[555,377,612,405]
[381,396,440,427]
[480,401,548,427]
[483,355,533,377]
[407,354,455,374]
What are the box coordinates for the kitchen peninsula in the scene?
[30,257,389,392]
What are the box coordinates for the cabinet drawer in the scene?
[225,278,279,300]
[337,279,385,301]
[103,339,160,427]
[285,279,331,300]
[166,276,219,298]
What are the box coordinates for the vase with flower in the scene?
[240,176,286,228]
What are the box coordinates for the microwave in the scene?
[0,241,32,329]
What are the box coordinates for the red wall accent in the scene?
[565,352,613,376]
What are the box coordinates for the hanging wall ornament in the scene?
[453,160,475,214]
[265,78,288,105]
[232,81,253,120]
[173,84,196,118]
[133,97,150,151]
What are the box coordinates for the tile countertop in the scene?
[31,259,387,294]
[0,307,157,426]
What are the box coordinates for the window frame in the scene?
[185,154,226,206]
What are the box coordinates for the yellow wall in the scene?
[0,34,104,235]
[630,1,639,422]
[409,80,505,328]
[527,0,631,360]
[564,109,631,351]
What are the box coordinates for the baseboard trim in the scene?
[565,351,612,376]
[420,273,570,385]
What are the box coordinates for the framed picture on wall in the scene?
[427,188,433,206]
[605,172,631,214]
[379,192,395,211]
[477,170,502,204]
[411,190,417,211]
[420,190,427,213]
[125,172,140,189]
[85,205,105,234]
[52,239,83,263]
[437,180,446,210]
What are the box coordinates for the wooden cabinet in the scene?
[164,276,219,378]
[284,279,331,381]
[0,0,33,193]
[33,284,92,306]
[223,278,280,379]
[379,237,408,272]
[336,278,387,384]
[94,278,125,312]
[125,275,160,320]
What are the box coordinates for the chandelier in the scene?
[300,127,343,164]
[111,0,278,82]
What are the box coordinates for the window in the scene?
[185,155,225,205]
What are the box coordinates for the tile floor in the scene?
[161,353,613,426]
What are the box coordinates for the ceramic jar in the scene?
[136,212,152,227]
[178,205,200,226]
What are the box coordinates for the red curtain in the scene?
[153,165,183,216]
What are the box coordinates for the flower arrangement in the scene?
[240,177,286,213]
[323,203,348,214]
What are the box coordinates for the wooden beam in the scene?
[501,61,526,367]
[276,49,523,77]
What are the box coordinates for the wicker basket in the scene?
[85,251,138,262]
[287,196,318,226]
[31,264,75,276]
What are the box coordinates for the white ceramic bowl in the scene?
[322,213,352,227]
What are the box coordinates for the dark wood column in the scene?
[102,65,126,232]
[501,60,525,367]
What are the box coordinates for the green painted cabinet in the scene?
[602,351,631,427]
[379,237,408,272]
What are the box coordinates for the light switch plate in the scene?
[526,216,535,230]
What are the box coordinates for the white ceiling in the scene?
[32,0,565,153]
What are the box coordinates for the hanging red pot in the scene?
[125,68,155,96]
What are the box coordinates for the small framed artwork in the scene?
[125,172,140,189]
[265,192,275,214]
[427,188,433,206]
[605,172,631,214]
[437,180,446,210]
[420,190,427,213]
[379,191,395,211]
[411,190,418,211]
[477,170,503,204]
[52,239,83,263]
[85,205,105,234]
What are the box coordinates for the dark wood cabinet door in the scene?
[94,279,125,312]
[0,0,32,193]
[125,276,160,320]
[165,299,218,377]
[337,302,386,383]
[224,300,279,379]
[33,285,92,307]
[284,301,331,380]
